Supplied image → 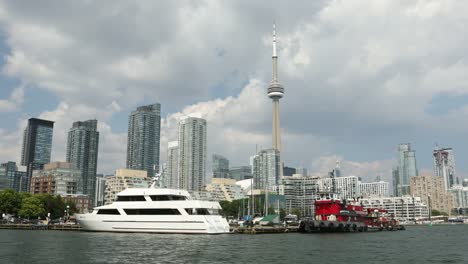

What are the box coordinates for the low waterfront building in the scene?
[449,185,468,209]
[360,196,429,221]
[30,162,82,195]
[104,169,150,204]
[463,179,468,187]
[62,194,91,213]
[410,175,454,214]
[281,174,319,215]
[205,178,246,201]
[359,181,389,198]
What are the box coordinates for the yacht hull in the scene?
[76,214,230,234]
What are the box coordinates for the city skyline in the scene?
[2,2,468,185]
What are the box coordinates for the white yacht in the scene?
[76,188,230,234]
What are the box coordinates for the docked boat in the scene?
[299,191,404,233]
[76,187,230,234]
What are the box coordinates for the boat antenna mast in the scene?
[150,172,162,188]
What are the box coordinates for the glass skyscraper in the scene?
[0,162,28,192]
[212,154,229,179]
[392,143,418,196]
[252,148,280,190]
[126,103,161,177]
[66,119,99,202]
[433,147,457,191]
[21,118,54,191]
[229,166,252,181]
[178,115,207,192]
[166,141,179,188]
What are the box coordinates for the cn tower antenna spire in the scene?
[272,22,278,81]
[267,22,284,177]
[273,22,277,57]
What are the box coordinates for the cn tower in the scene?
[267,23,284,176]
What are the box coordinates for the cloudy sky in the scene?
[1,0,468,183]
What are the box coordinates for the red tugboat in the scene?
[299,192,404,233]
[299,171,404,233]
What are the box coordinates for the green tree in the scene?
[291,208,302,217]
[279,208,286,220]
[0,189,22,215]
[18,196,46,219]
[219,199,249,218]
[431,209,448,216]
[64,199,78,216]
[38,194,65,219]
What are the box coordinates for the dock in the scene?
[0,224,82,231]
[232,225,299,234]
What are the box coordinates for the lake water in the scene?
[1,225,467,264]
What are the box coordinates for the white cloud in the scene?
[0,1,468,178]
[0,85,24,112]
[309,155,394,182]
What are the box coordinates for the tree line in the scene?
[219,198,288,219]
[0,189,77,220]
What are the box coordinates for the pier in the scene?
[232,225,299,234]
[0,224,82,231]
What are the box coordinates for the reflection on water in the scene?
[0,225,467,264]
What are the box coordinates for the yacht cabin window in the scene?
[96,209,120,215]
[123,209,181,215]
[116,196,146,202]
[150,195,186,201]
[184,208,219,215]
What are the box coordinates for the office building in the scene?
[126,103,161,177]
[104,169,150,204]
[21,118,54,190]
[410,175,454,214]
[166,141,179,188]
[283,166,296,177]
[296,167,308,177]
[177,115,207,192]
[252,149,280,190]
[0,162,26,191]
[360,181,389,198]
[66,119,99,204]
[318,176,360,200]
[212,154,229,179]
[392,143,418,196]
[229,166,252,181]
[282,175,319,216]
[94,174,106,207]
[433,147,457,190]
[463,179,468,187]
